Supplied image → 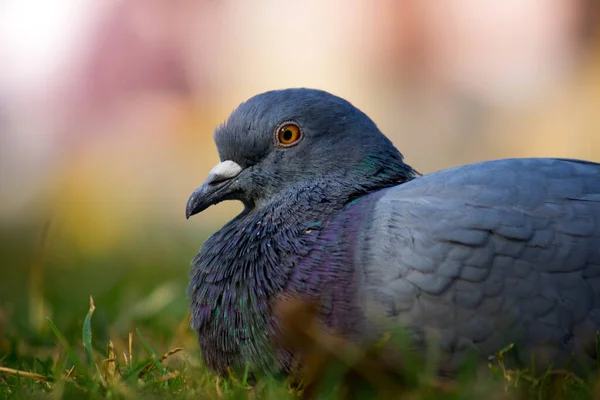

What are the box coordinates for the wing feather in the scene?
[356,158,600,370]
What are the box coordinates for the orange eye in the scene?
[276,122,302,147]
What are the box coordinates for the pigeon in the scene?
[185,88,600,377]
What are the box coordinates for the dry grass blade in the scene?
[65,366,75,379]
[158,371,180,382]
[0,366,49,381]
[227,367,241,386]
[95,364,108,388]
[157,347,184,363]
[137,347,184,378]
[129,332,133,365]
[104,340,117,382]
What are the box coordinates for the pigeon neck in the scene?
[187,174,406,373]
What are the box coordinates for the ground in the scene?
[1,222,599,399]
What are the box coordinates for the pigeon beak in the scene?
[186,160,243,219]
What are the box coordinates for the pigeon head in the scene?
[186,88,417,218]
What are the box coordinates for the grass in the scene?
[1,222,600,399]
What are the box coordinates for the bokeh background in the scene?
[1,0,600,362]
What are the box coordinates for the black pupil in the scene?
[282,129,293,141]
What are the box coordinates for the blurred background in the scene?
[1,0,600,363]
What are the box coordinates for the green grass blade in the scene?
[241,362,250,386]
[122,361,152,382]
[82,295,96,366]
[136,328,166,374]
[47,317,87,378]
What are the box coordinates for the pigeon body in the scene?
[186,88,600,375]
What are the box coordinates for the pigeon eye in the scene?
[275,122,302,147]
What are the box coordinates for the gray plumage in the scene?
[356,158,600,371]
[185,88,600,376]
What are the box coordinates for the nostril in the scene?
[207,174,232,185]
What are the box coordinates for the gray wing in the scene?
[356,158,600,371]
